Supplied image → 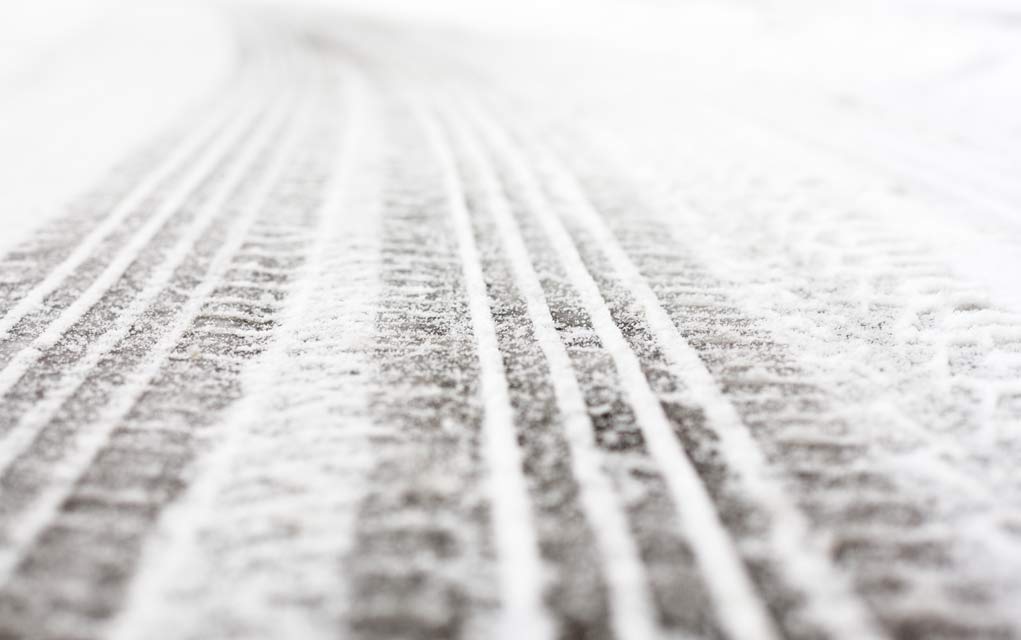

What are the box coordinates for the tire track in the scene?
[474,138,724,640]
[420,101,553,640]
[426,89,726,640]
[438,100,671,640]
[438,107,613,640]
[8,8,1021,640]
[0,64,302,583]
[336,96,521,640]
[0,58,315,640]
[0,94,282,492]
[106,66,376,640]
[457,100,783,640]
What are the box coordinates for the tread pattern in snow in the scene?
[2,7,1021,640]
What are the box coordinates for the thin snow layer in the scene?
[1,1,1021,639]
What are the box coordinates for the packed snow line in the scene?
[461,100,781,640]
[416,100,554,640]
[499,112,888,640]
[439,99,662,640]
[0,92,301,588]
[106,69,366,640]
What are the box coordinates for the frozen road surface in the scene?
[3,1,1021,638]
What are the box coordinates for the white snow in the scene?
[0,1,231,257]
[4,0,1021,637]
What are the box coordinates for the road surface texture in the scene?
[3,0,1021,638]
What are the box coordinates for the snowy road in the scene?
[3,1,1021,638]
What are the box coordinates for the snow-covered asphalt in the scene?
[3,1,1021,638]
